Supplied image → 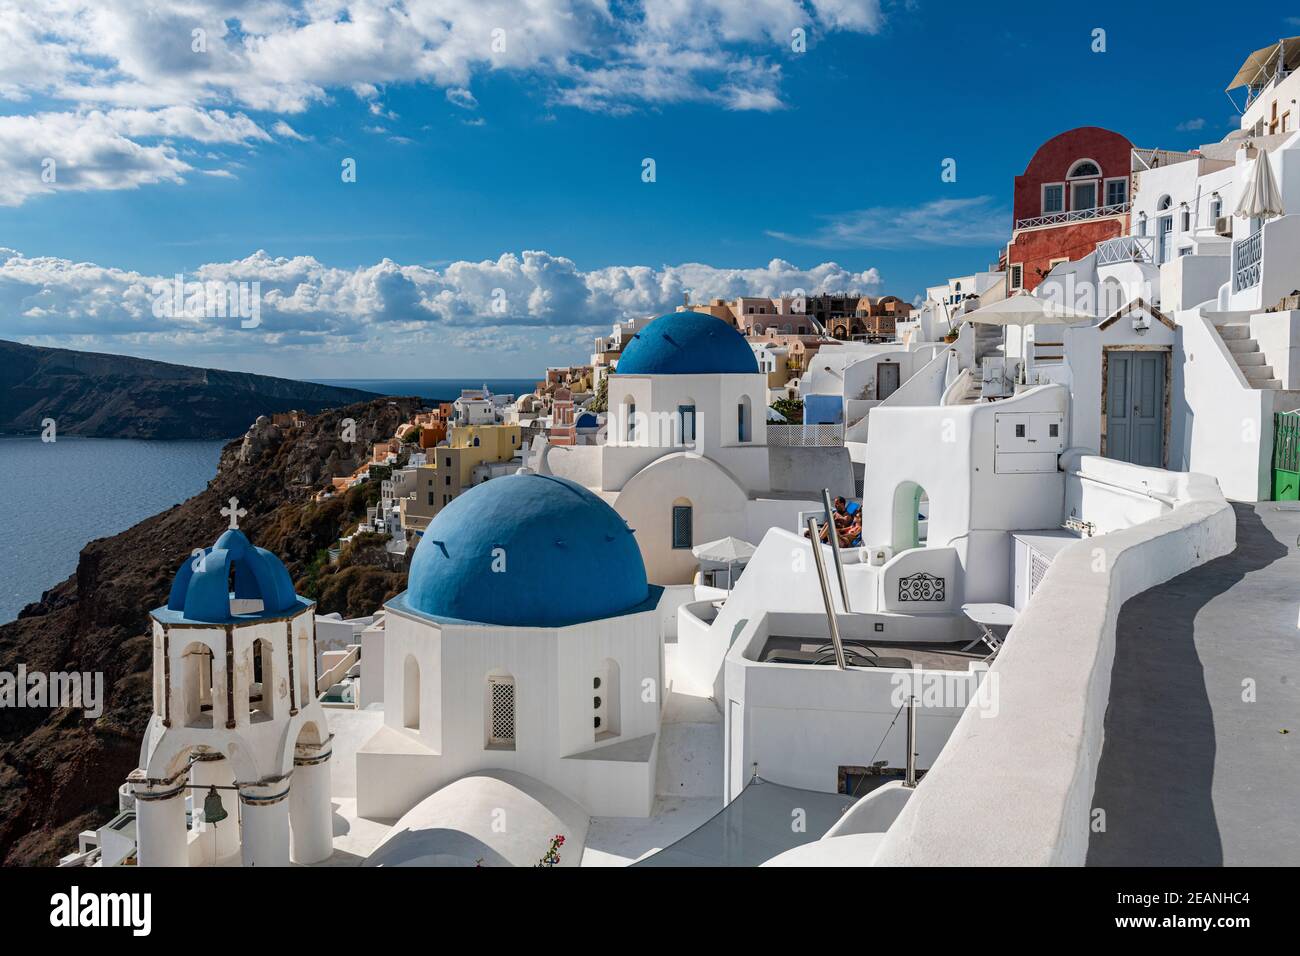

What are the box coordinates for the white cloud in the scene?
[102,106,272,144]
[0,246,882,355]
[0,2,885,155]
[446,87,479,110]
[0,111,195,206]
[1176,117,1206,132]
[272,120,308,140]
[0,1,883,204]
[766,196,1010,249]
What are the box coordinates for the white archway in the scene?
[890,481,930,552]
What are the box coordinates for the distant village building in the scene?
[401,422,524,531]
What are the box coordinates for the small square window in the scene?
[1015,424,1026,438]
[1049,423,1059,437]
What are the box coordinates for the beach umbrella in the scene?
[692,536,757,590]
[963,291,1094,383]
[1235,153,1285,221]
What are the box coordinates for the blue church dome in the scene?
[400,473,652,628]
[615,311,759,376]
[160,528,305,624]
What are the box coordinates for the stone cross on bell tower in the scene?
[221,496,247,530]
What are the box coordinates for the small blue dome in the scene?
[616,311,759,376]
[401,473,650,627]
[161,528,302,624]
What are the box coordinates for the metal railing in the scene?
[1095,234,1155,265]
[767,423,844,447]
[1014,201,1131,232]
[1232,229,1264,292]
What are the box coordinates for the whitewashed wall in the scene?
[872,460,1233,866]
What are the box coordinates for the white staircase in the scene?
[973,321,1002,365]
[1217,322,1282,389]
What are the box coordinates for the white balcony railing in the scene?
[1095,234,1155,266]
[767,423,844,447]
[1232,230,1263,293]
[1015,201,1131,232]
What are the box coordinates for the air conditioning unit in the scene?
[1216,216,1233,238]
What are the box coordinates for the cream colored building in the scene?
[401,423,523,531]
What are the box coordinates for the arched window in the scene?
[403,655,420,730]
[1069,160,1101,211]
[677,402,696,445]
[671,498,693,550]
[737,395,752,443]
[1101,277,1126,317]
[624,398,637,443]
[179,641,215,728]
[486,674,516,749]
[250,637,274,721]
[594,659,621,740]
[1157,195,1173,211]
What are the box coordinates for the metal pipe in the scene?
[806,517,847,670]
[904,696,918,788]
[821,488,853,613]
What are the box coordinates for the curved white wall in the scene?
[872,458,1234,866]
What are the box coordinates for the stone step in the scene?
[1244,365,1276,381]
[1251,379,1283,389]
[1235,352,1268,366]
[1227,338,1260,354]
[1216,324,1250,340]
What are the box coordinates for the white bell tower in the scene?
[128,503,334,867]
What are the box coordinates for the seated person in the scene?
[838,513,863,548]
[803,496,862,544]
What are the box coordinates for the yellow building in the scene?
[400,423,523,531]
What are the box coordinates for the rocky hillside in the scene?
[0,339,378,439]
[0,397,419,865]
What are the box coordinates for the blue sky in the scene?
[0,1,1293,377]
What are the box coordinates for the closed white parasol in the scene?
[1235,152,1285,221]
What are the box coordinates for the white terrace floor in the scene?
[314,642,725,867]
[1088,502,1300,866]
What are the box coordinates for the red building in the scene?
[548,387,576,446]
[1002,127,1135,291]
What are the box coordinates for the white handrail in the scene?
[316,644,360,696]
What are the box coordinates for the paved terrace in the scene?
[1088,503,1300,865]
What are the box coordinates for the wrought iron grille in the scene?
[898,572,946,602]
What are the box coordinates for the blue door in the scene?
[1106,351,1165,467]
